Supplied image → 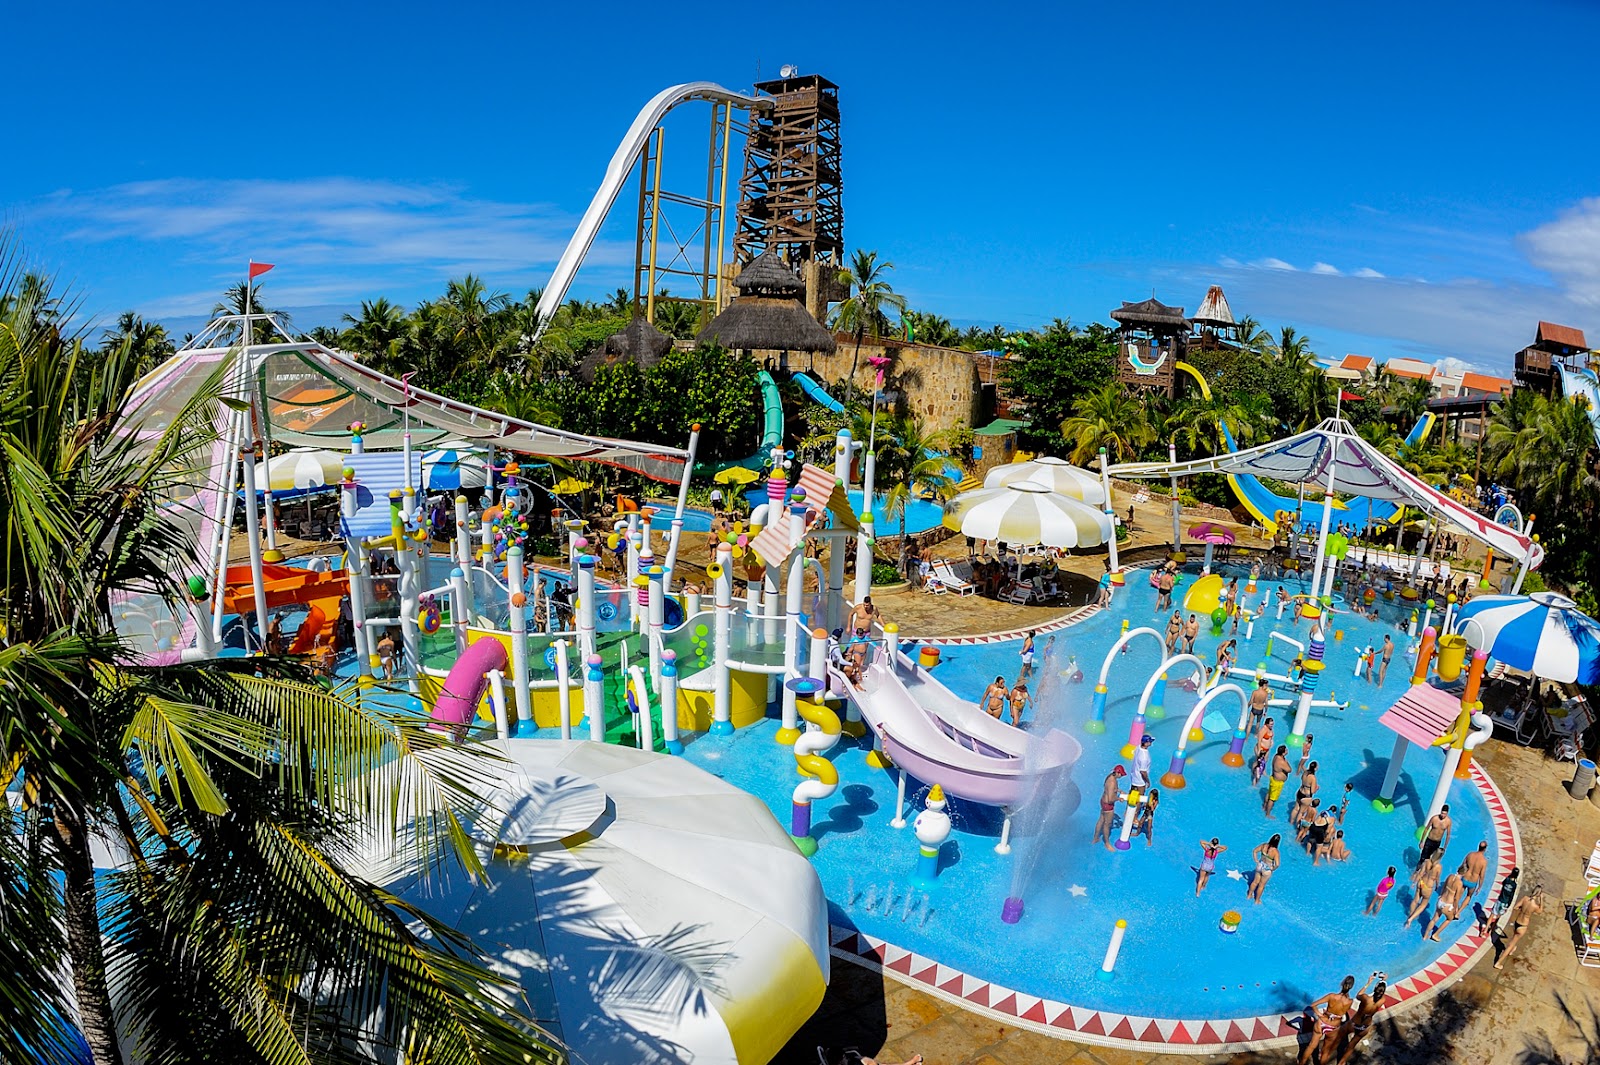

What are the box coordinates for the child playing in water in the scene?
[1366,866,1397,915]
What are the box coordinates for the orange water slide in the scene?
[222,564,348,647]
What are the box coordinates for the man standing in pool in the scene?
[1419,805,1453,865]
[1378,633,1395,685]
[1130,734,1155,790]
[1093,765,1127,849]
[1459,840,1489,908]
[1299,974,1356,1065]
[1183,613,1200,653]
[1264,745,1292,816]
[1249,678,1272,731]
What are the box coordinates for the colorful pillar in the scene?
[339,475,373,680]
[913,785,952,882]
[506,545,532,735]
[855,449,876,604]
[1412,625,1437,685]
[1098,919,1128,981]
[710,542,734,735]
[1287,659,1323,748]
[554,638,572,742]
[660,649,682,754]
[1115,787,1143,850]
[584,653,606,742]
[647,564,665,694]
[1100,447,1118,574]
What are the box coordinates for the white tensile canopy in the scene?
[1108,417,1543,571]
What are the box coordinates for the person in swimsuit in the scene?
[1165,611,1183,654]
[1378,634,1395,685]
[1335,976,1387,1065]
[1296,761,1320,807]
[1249,680,1272,732]
[1419,806,1452,865]
[1007,683,1031,726]
[982,676,1007,720]
[1328,829,1351,863]
[1264,746,1291,816]
[1093,766,1127,849]
[1277,585,1291,617]
[1249,833,1282,903]
[1495,885,1544,969]
[1307,808,1336,864]
[1459,840,1489,907]
[1297,735,1315,775]
[1018,630,1038,679]
[1425,871,1465,941]
[849,597,876,637]
[1252,716,1276,784]
[1481,865,1519,936]
[1182,613,1200,653]
[1157,568,1174,612]
[1196,837,1226,896]
[1224,578,1239,615]
[1293,798,1322,844]
[1133,788,1159,846]
[1299,974,1356,1065]
[1366,866,1397,915]
[1404,854,1442,929]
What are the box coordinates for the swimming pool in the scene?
[679,561,1510,1032]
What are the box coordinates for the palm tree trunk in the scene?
[845,328,864,407]
[56,806,125,1065]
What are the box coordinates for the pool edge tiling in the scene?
[827,756,1520,1055]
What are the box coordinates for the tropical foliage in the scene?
[831,249,907,405]
[0,249,562,1065]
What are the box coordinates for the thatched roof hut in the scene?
[697,249,837,354]
[579,314,673,379]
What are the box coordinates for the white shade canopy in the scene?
[1109,417,1544,571]
[358,740,830,1065]
[264,448,343,493]
[943,480,1114,548]
[983,456,1106,504]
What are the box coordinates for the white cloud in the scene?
[1310,262,1341,275]
[24,177,631,315]
[1520,196,1600,306]
[1253,257,1296,271]
[1352,267,1385,279]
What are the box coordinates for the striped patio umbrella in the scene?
[264,448,343,493]
[942,480,1113,548]
[983,455,1107,504]
[422,445,487,490]
[1454,591,1600,684]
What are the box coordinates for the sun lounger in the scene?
[930,559,976,596]
[1567,902,1600,967]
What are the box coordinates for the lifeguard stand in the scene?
[1111,297,1189,397]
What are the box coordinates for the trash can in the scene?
[1571,758,1596,801]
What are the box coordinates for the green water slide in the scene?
[697,370,784,476]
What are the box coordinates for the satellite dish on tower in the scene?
[779,63,798,78]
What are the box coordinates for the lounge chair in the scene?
[930,559,976,596]
[1567,902,1600,968]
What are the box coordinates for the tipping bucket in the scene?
[1435,634,1467,682]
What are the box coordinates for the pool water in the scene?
[679,561,1503,1022]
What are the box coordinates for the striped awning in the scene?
[749,463,859,565]
[1378,683,1462,745]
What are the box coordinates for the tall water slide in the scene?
[1173,360,1434,537]
[531,82,768,334]
[1558,363,1600,450]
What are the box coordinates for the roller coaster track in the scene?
[533,82,769,336]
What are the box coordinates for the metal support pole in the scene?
[856,450,876,604]
[238,445,270,653]
[1100,447,1118,572]
[711,542,734,735]
[507,545,532,735]
[555,638,572,741]
[340,479,372,679]
[645,127,665,322]
[1168,441,1181,552]
[663,423,701,588]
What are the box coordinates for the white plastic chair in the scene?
[931,559,976,597]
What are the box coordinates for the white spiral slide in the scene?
[533,82,769,335]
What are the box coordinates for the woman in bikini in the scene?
[1404,853,1443,929]
[1251,717,1275,785]
[1335,977,1387,1065]
[1300,974,1356,1065]
[1133,789,1159,846]
[1248,833,1282,903]
[1496,885,1545,969]
[1196,837,1226,896]
[1164,610,1182,655]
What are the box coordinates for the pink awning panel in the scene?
[1377,683,1462,745]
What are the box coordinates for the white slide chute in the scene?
[533,82,768,335]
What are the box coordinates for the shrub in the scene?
[872,561,902,585]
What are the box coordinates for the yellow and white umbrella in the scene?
[713,465,761,486]
[550,477,593,495]
[361,740,829,1065]
[264,448,344,493]
[944,479,1113,548]
[983,455,1106,504]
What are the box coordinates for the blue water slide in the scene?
[793,371,845,414]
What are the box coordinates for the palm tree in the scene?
[874,412,957,565]
[0,253,560,1065]
[1483,387,1543,481]
[1234,315,1271,356]
[211,281,291,344]
[654,299,701,341]
[831,250,907,406]
[1518,393,1599,524]
[901,310,959,348]
[99,311,175,377]
[1167,393,1272,457]
[340,296,409,357]
[1061,382,1152,465]
[441,274,511,359]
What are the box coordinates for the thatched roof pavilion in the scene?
[580,314,673,379]
[697,249,837,354]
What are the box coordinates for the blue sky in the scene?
[7,0,1600,372]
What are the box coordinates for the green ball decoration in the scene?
[1211,607,1227,628]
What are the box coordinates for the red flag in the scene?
[1340,390,1365,401]
[248,261,274,279]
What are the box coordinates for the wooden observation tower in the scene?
[732,72,846,321]
[1111,297,1189,398]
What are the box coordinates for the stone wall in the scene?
[755,337,984,434]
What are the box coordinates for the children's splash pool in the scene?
[681,561,1516,1040]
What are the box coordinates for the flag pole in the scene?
[246,262,280,553]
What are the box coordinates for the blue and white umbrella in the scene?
[1455,591,1600,684]
[422,446,487,491]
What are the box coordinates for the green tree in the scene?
[874,411,957,553]
[653,299,701,341]
[998,320,1117,454]
[1061,381,1152,465]
[99,311,175,377]
[831,250,907,406]
[901,310,959,347]
[0,254,560,1065]
[211,281,291,344]
[340,296,409,357]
